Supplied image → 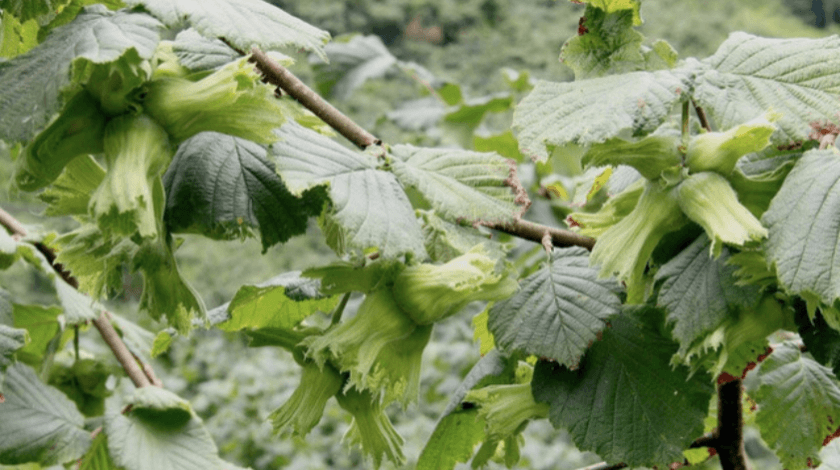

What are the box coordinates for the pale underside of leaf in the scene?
[693,32,840,142]
[513,70,687,162]
[390,144,523,225]
[124,0,330,59]
[763,150,840,306]
[0,5,161,143]
[0,363,91,465]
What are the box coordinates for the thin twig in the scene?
[249,47,380,149]
[0,206,154,389]
[576,463,627,470]
[492,219,596,251]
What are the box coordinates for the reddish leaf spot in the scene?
[707,447,717,457]
[823,426,840,446]
[578,17,589,35]
[717,372,738,385]
[0,393,4,403]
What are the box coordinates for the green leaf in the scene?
[442,349,512,416]
[123,0,329,60]
[0,324,27,392]
[12,303,61,363]
[54,224,138,300]
[753,342,840,469]
[0,5,161,144]
[171,29,239,72]
[655,234,761,350]
[38,155,105,217]
[386,97,446,132]
[110,313,156,363]
[163,132,326,252]
[581,135,681,180]
[302,259,404,295]
[763,150,840,309]
[0,0,59,22]
[489,247,622,367]
[215,271,338,332]
[1,13,39,58]
[575,0,641,24]
[693,33,840,143]
[418,210,507,263]
[473,130,524,162]
[443,94,513,127]
[78,433,118,470]
[390,144,525,225]
[513,70,687,162]
[0,363,91,465]
[561,5,645,79]
[416,409,485,470]
[532,306,714,467]
[797,307,840,378]
[272,123,427,259]
[312,34,397,99]
[54,276,101,324]
[106,392,224,470]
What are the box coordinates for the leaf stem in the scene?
[0,205,155,389]
[331,292,352,326]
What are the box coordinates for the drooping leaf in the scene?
[0,5,161,144]
[561,5,645,80]
[655,234,761,350]
[416,409,485,470]
[532,306,714,467]
[272,123,427,259]
[753,342,840,469]
[123,0,329,60]
[513,70,687,162]
[163,132,327,252]
[0,363,91,465]
[390,144,525,225]
[312,34,397,99]
[489,247,622,367]
[171,29,240,72]
[215,271,338,331]
[105,391,224,470]
[763,150,840,311]
[693,33,840,143]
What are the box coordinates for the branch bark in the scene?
[491,218,596,251]
[0,206,155,389]
[249,47,380,149]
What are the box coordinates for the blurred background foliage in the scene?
[1,0,838,469]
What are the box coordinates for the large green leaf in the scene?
[753,342,840,469]
[0,324,27,393]
[513,70,687,162]
[312,34,397,99]
[532,306,713,467]
[488,247,622,367]
[655,234,761,350]
[416,409,485,470]
[390,145,525,225]
[124,0,329,59]
[0,5,161,143]
[763,150,840,310]
[105,389,224,470]
[163,132,327,252]
[215,271,338,331]
[693,33,840,142]
[0,363,91,465]
[272,123,427,259]
[170,29,240,72]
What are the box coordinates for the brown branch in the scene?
[716,378,751,470]
[692,99,712,132]
[0,206,154,389]
[491,219,596,251]
[248,47,380,149]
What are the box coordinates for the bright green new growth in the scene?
[80,51,152,116]
[465,382,548,442]
[269,360,344,437]
[89,114,173,239]
[590,181,686,293]
[567,178,645,237]
[336,387,406,468]
[361,323,433,408]
[685,113,778,176]
[14,90,107,191]
[391,246,518,325]
[581,135,681,180]
[143,57,285,144]
[677,171,767,257]
[302,288,417,385]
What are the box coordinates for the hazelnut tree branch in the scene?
[0,206,155,389]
